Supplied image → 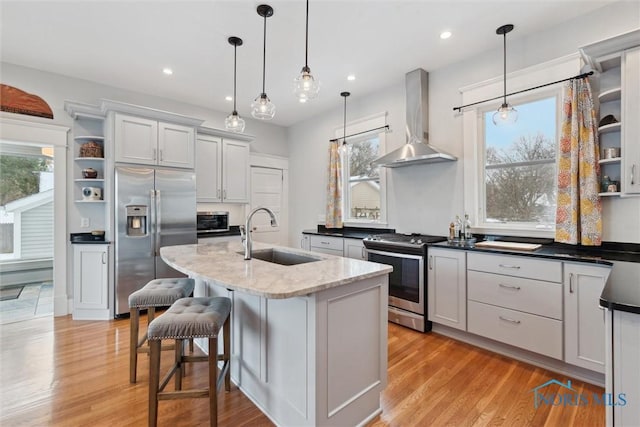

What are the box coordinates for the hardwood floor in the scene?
[0,315,604,426]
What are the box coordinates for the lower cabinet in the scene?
[73,243,110,320]
[300,234,310,251]
[564,262,611,373]
[343,238,366,260]
[606,309,640,426]
[308,235,344,257]
[427,247,467,331]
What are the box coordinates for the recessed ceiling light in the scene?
[225,96,233,101]
[299,97,307,103]
[440,31,452,40]
[347,74,356,81]
[162,67,173,75]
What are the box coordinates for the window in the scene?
[343,135,382,221]
[481,96,558,229]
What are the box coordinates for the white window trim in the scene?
[461,54,581,238]
[334,112,389,226]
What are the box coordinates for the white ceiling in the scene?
[0,0,617,127]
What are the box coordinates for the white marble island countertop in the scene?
[160,241,392,299]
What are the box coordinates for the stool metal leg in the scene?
[223,316,231,392]
[209,337,218,427]
[175,339,183,391]
[148,340,161,427]
[130,307,140,383]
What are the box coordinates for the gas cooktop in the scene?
[363,233,447,254]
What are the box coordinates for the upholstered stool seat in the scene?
[128,278,195,383]
[147,297,231,427]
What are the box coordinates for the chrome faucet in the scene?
[240,207,279,260]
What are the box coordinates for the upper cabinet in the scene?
[580,30,640,197]
[196,134,250,203]
[114,113,195,169]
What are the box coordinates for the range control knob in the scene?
[417,239,423,244]
[410,238,416,244]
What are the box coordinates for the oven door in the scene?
[366,248,424,314]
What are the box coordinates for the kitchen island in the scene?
[160,241,392,427]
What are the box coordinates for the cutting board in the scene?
[474,241,541,251]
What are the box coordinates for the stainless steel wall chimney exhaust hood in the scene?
[371,68,457,168]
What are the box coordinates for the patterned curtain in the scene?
[555,78,602,245]
[325,141,343,228]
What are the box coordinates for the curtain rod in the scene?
[330,125,390,143]
[452,71,594,112]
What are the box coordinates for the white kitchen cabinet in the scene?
[427,247,466,331]
[73,244,110,320]
[114,113,194,168]
[564,262,611,373]
[605,309,640,426]
[309,235,344,257]
[195,135,249,203]
[344,238,366,260]
[622,47,640,194]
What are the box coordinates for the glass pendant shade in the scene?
[492,103,518,125]
[225,111,245,133]
[251,93,276,120]
[294,67,320,102]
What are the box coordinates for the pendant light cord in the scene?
[233,43,238,112]
[502,30,507,106]
[343,95,347,143]
[305,0,309,68]
[262,14,267,94]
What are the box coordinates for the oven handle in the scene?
[364,248,425,261]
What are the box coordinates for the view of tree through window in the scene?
[0,155,50,205]
[483,96,557,227]
[346,136,380,220]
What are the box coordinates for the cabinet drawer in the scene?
[309,235,343,251]
[309,246,343,257]
[468,271,562,320]
[467,252,562,283]
[468,300,563,360]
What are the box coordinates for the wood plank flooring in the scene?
[0,315,604,426]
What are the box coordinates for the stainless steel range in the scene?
[363,233,447,332]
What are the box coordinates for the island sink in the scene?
[243,248,321,266]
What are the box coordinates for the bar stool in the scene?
[147,297,231,427]
[128,278,195,383]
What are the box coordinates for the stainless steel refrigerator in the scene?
[114,166,196,316]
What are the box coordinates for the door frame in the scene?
[249,153,289,245]
[0,116,69,316]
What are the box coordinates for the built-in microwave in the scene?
[197,211,229,234]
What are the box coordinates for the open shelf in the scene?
[598,122,621,134]
[598,192,620,197]
[75,200,106,203]
[74,178,105,183]
[598,87,621,103]
[599,157,622,164]
[74,135,104,142]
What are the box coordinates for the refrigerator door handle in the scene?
[155,189,162,256]
[150,189,157,256]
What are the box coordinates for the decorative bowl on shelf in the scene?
[82,168,98,179]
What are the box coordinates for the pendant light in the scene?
[251,4,276,120]
[492,24,518,126]
[293,0,320,102]
[225,36,246,133]
[339,91,350,155]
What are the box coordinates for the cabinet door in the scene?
[613,310,640,426]
[622,47,640,194]
[564,263,610,373]
[344,238,365,260]
[114,114,157,165]
[158,122,195,169]
[222,139,250,203]
[73,244,109,311]
[301,234,310,251]
[196,135,222,202]
[427,248,466,331]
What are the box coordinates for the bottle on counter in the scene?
[464,214,472,239]
[454,215,462,239]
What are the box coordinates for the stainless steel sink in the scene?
[242,248,321,266]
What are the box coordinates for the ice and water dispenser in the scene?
[126,205,148,236]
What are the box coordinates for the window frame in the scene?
[334,112,388,226]
[461,54,581,238]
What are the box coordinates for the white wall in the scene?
[287,1,640,245]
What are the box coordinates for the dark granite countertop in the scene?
[599,261,640,315]
[302,225,395,240]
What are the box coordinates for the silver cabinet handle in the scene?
[300,238,304,248]
[499,283,521,291]
[632,164,636,186]
[320,241,330,245]
[216,189,221,199]
[153,148,157,160]
[569,272,574,294]
[361,247,365,259]
[499,264,521,269]
[429,255,433,270]
[223,189,227,199]
[499,316,521,324]
[102,252,107,264]
[159,149,163,161]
